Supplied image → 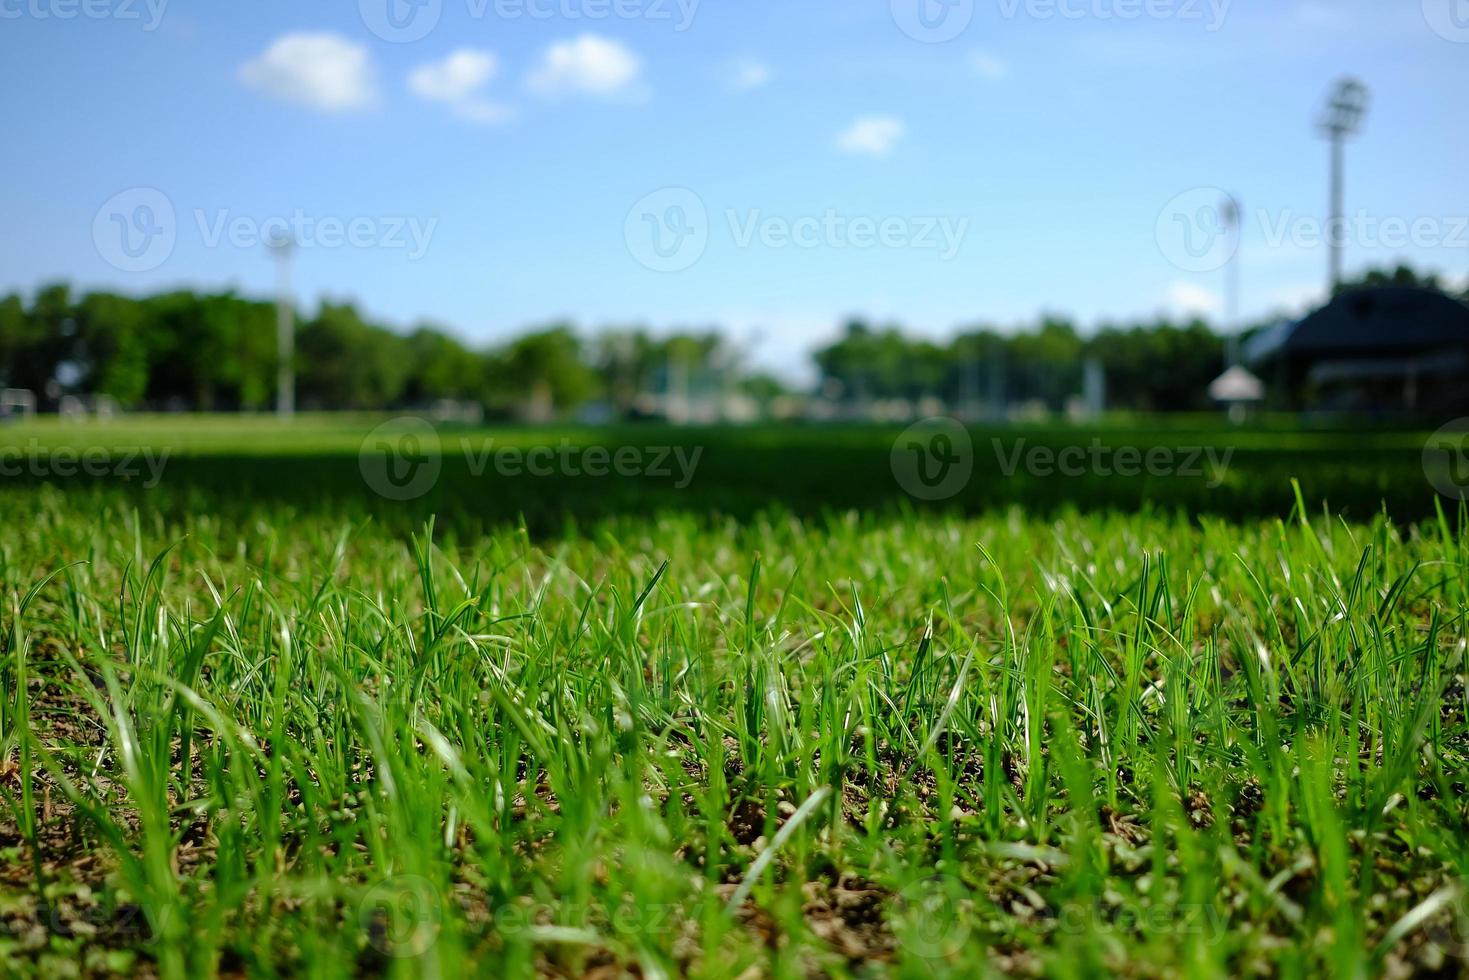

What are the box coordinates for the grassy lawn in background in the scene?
[0,415,1466,977]
[0,413,1452,531]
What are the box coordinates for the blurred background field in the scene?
[0,414,1454,535]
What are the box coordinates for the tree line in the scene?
[1,266,1462,417]
[0,284,643,416]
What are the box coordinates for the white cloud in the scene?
[970,51,1010,80]
[726,58,771,92]
[240,33,376,113]
[409,50,511,124]
[837,116,905,157]
[410,50,497,102]
[527,35,643,99]
[1164,281,1222,316]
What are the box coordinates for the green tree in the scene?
[592,329,659,415]
[0,293,33,389]
[296,303,410,409]
[491,326,597,417]
[403,327,485,405]
[74,293,151,406]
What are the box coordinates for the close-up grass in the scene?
[9,0,1469,973]
[2,418,1467,977]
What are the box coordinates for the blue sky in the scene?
[3,0,1467,378]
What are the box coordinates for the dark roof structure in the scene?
[1246,286,1469,365]
[1242,286,1469,414]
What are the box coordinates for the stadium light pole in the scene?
[268,234,296,419]
[1317,77,1369,295]
[1221,193,1241,366]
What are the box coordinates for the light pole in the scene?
[1317,77,1369,295]
[1221,193,1241,366]
[268,234,295,419]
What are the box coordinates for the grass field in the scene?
[0,414,1453,530]
[1,416,1467,977]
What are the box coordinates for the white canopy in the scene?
[1208,365,1265,403]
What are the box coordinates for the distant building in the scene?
[1245,286,1469,414]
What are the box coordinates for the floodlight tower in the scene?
[1221,193,1242,366]
[268,234,296,419]
[1317,77,1369,294]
